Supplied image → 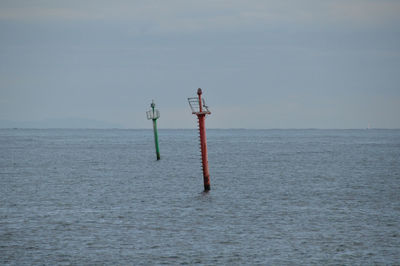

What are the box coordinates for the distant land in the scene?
[0,118,124,129]
[0,119,398,130]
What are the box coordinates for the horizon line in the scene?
[1,127,399,130]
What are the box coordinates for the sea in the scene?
[1,128,399,265]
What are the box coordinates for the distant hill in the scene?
[0,118,123,129]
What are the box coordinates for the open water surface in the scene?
[1,129,399,265]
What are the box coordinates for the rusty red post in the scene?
[197,90,210,190]
[188,88,211,191]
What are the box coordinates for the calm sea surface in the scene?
[1,129,399,265]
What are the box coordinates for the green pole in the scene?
[151,101,160,160]
[153,118,160,160]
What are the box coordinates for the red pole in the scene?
[197,89,210,191]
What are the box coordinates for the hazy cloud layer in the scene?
[2,1,400,27]
[1,0,399,128]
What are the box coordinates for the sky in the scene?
[0,0,399,129]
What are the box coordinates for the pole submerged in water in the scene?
[188,88,211,191]
[146,100,160,160]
